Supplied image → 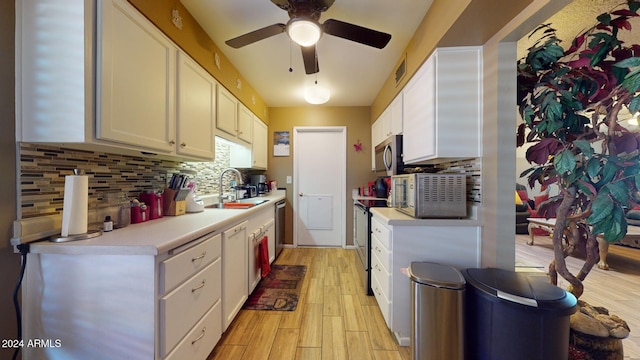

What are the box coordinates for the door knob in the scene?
[298,193,304,197]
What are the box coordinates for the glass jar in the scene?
[96,192,131,229]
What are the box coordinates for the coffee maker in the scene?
[251,174,269,195]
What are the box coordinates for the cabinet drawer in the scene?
[371,273,391,328]
[371,217,390,249]
[371,235,391,272]
[165,299,222,360]
[160,233,221,294]
[160,259,221,357]
[371,251,391,298]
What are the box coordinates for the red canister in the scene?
[139,191,163,220]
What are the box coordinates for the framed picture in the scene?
[274,131,290,156]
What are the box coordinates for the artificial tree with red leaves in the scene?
[517,0,640,299]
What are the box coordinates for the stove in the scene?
[353,198,388,295]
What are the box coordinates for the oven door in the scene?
[353,202,371,294]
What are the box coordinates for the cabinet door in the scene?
[216,85,238,139]
[222,221,248,331]
[176,52,215,159]
[98,0,176,153]
[237,104,253,144]
[390,93,403,135]
[402,55,435,163]
[252,118,268,169]
[371,117,383,170]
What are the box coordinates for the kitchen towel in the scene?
[259,236,270,278]
[61,174,89,237]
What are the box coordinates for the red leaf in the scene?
[612,18,632,30]
[612,9,639,17]
[612,133,639,154]
[526,138,563,165]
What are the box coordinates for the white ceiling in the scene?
[180,0,433,107]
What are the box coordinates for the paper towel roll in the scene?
[61,175,88,237]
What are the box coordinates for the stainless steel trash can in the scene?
[408,262,466,360]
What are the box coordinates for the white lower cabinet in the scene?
[370,212,481,346]
[22,232,222,360]
[222,220,248,331]
[159,233,222,359]
[246,207,276,292]
[165,301,222,360]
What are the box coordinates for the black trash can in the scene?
[409,262,466,360]
[462,268,577,360]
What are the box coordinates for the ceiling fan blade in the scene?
[323,19,391,49]
[301,45,319,74]
[225,24,286,48]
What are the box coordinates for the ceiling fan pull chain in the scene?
[289,40,293,73]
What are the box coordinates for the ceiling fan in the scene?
[225,0,392,75]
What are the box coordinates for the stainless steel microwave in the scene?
[391,173,467,218]
[374,135,404,175]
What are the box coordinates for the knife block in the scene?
[163,188,186,216]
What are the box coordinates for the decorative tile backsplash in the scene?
[19,141,248,219]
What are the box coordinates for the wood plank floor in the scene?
[516,234,640,360]
[207,237,640,360]
[207,247,411,360]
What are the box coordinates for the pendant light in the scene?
[304,80,331,104]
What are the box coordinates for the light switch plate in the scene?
[286,176,292,184]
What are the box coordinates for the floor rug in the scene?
[243,265,307,311]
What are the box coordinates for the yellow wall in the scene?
[127,0,269,123]
[267,107,373,246]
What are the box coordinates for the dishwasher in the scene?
[275,199,286,258]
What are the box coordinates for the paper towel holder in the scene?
[49,230,103,243]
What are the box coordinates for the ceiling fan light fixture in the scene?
[287,18,322,47]
[304,82,331,104]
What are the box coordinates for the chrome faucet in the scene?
[219,168,243,207]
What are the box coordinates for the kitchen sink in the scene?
[205,198,269,209]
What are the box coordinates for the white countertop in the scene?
[29,191,286,256]
[371,207,482,226]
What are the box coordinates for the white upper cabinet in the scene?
[17,0,220,161]
[389,93,403,136]
[97,0,177,153]
[176,52,216,160]
[237,104,253,144]
[402,46,482,164]
[372,116,385,149]
[252,117,268,169]
[380,95,403,141]
[17,0,97,144]
[229,115,268,169]
[216,86,238,140]
[216,87,253,146]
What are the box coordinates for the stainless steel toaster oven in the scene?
[391,173,467,218]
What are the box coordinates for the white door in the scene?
[294,127,346,247]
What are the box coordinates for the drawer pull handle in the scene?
[191,327,206,345]
[191,280,206,292]
[192,252,206,262]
